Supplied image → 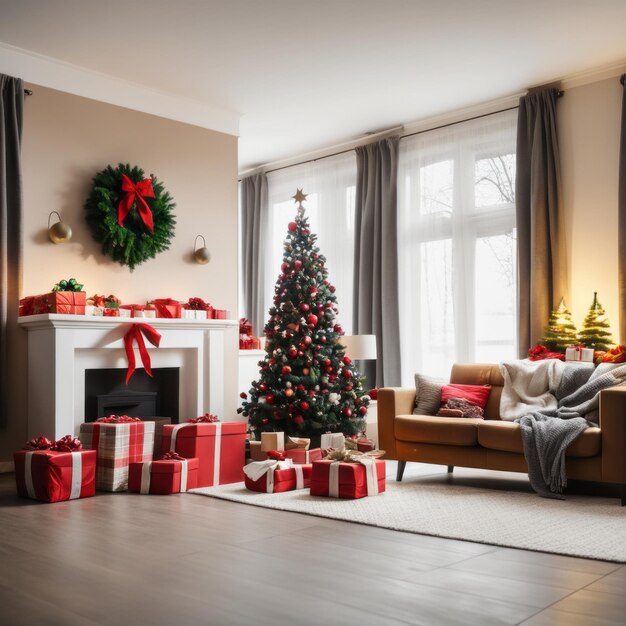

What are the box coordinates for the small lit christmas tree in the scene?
[238,189,369,440]
[578,292,613,351]
[541,297,578,351]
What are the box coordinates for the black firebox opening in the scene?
[84,367,179,423]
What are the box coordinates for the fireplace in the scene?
[18,314,238,438]
[85,367,180,422]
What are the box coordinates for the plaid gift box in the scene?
[244,460,312,493]
[79,420,155,491]
[14,449,96,503]
[284,448,323,464]
[162,421,246,488]
[310,459,386,499]
[128,456,199,495]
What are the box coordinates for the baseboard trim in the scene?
[0,461,15,473]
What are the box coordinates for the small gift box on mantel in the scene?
[565,345,595,362]
[182,297,212,320]
[128,452,199,495]
[14,436,97,503]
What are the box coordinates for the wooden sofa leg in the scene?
[447,465,454,474]
[396,461,407,482]
[621,485,626,507]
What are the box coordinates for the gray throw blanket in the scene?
[517,363,626,499]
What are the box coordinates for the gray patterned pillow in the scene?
[413,373,444,415]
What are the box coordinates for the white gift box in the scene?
[320,432,345,450]
[182,309,209,320]
[565,346,594,362]
[85,305,104,316]
[134,309,157,318]
[118,308,131,318]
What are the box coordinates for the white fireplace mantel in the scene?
[18,314,239,439]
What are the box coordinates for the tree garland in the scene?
[84,163,176,271]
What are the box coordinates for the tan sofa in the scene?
[378,363,626,504]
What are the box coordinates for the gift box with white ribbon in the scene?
[128,456,199,495]
[14,449,96,503]
[310,458,386,499]
[244,459,312,493]
[161,421,246,487]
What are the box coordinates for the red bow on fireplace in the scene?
[118,174,155,232]
[123,323,162,384]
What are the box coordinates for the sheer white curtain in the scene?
[265,152,357,333]
[398,109,518,382]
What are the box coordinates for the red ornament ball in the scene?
[288,222,297,232]
[266,393,275,404]
[302,335,312,345]
[302,367,310,375]
[281,365,291,375]
[287,348,298,359]
[342,356,352,365]
[239,391,247,399]
[342,369,353,379]
[342,407,352,417]
[306,314,318,327]
[298,401,310,411]
[259,382,268,392]
[294,260,302,270]
[299,303,310,312]
[330,285,336,293]
[262,418,269,425]
[293,415,304,425]
[359,406,368,415]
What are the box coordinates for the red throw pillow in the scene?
[440,384,491,409]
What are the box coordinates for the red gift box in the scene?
[19,291,86,316]
[244,461,312,493]
[128,457,199,494]
[151,298,182,318]
[212,309,229,319]
[310,459,386,499]
[14,449,96,502]
[284,448,323,464]
[79,420,155,491]
[161,421,246,487]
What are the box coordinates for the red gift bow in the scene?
[117,173,155,232]
[239,318,253,335]
[527,344,565,361]
[187,297,208,311]
[188,413,220,423]
[161,451,186,461]
[152,299,180,318]
[51,435,82,452]
[96,415,142,423]
[23,436,53,450]
[87,293,107,307]
[266,450,287,461]
[123,323,162,384]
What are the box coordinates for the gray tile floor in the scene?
[0,464,624,625]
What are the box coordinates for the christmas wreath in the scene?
[84,163,176,270]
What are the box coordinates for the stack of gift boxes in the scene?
[239,318,262,349]
[14,419,385,503]
[14,414,247,502]
[244,432,385,499]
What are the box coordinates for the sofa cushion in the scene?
[477,420,601,457]
[440,383,491,408]
[396,415,482,446]
[413,373,444,415]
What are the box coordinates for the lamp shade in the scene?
[339,335,377,361]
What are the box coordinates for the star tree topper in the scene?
[292,188,308,216]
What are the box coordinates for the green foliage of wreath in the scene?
[84,163,176,271]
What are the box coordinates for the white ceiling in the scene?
[1,0,626,173]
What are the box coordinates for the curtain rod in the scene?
[24,88,33,96]
[250,90,564,179]
[621,74,625,86]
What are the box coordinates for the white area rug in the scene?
[191,467,626,563]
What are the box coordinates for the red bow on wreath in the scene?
[124,323,162,384]
[118,174,155,233]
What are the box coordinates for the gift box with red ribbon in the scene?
[284,447,323,464]
[119,304,158,318]
[212,309,229,319]
[243,459,312,493]
[79,417,155,491]
[14,436,96,503]
[151,298,182,319]
[310,458,386,499]
[19,291,87,316]
[161,420,246,487]
[182,298,212,320]
[128,453,199,495]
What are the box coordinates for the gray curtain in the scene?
[240,173,268,336]
[516,88,567,356]
[617,74,626,344]
[0,74,24,427]
[353,137,401,387]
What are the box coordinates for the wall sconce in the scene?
[193,235,211,265]
[48,211,72,244]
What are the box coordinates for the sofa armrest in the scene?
[377,387,416,460]
[599,385,626,484]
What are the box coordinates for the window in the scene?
[264,152,357,333]
[398,110,518,381]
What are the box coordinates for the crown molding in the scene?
[558,59,626,90]
[0,42,240,136]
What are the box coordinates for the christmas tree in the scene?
[541,298,578,351]
[239,189,369,440]
[578,292,613,351]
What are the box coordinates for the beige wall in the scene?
[560,76,623,341]
[1,85,238,461]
